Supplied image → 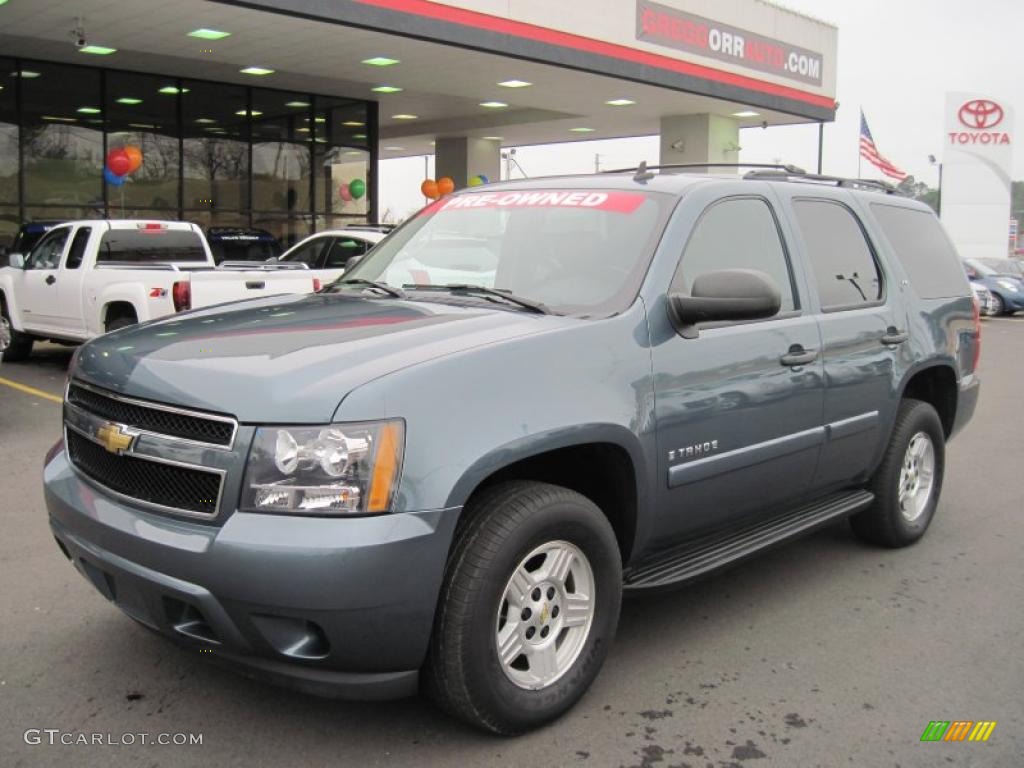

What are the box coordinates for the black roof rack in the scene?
[602,162,905,195]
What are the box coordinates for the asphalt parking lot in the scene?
[1,321,1021,768]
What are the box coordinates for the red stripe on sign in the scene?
[438,190,648,213]
[353,0,835,110]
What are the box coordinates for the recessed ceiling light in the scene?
[372,85,402,94]
[732,110,760,118]
[234,109,263,116]
[344,150,363,156]
[195,118,217,124]
[362,56,400,67]
[497,79,531,88]
[482,136,504,141]
[605,98,636,106]
[392,114,418,120]
[240,66,274,76]
[15,70,41,78]
[76,106,101,114]
[188,28,231,40]
[385,146,405,151]
[285,100,309,108]
[79,45,117,55]
[342,121,364,127]
[353,133,367,139]
[41,115,76,122]
[116,97,142,105]
[296,127,310,133]
[480,101,508,109]
[128,123,158,130]
[314,117,326,123]
[158,86,189,95]
[569,127,595,133]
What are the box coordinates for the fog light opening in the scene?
[163,597,221,645]
[251,614,330,660]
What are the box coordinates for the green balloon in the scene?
[349,178,366,199]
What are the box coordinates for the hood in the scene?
[74,293,563,422]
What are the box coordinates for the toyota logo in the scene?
[959,99,1004,130]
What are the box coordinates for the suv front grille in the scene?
[67,383,234,446]
[67,430,222,516]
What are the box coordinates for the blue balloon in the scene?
[478,174,488,184]
[104,166,125,187]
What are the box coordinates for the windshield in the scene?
[341,189,673,315]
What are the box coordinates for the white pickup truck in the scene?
[0,220,319,361]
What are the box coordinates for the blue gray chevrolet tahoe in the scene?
[44,168,980,734]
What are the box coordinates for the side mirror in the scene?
[668,268,781,339]
[8,253,26,269]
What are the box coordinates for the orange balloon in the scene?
[124,145,143,174]
[420,179,439,200]
[436,177,455,196]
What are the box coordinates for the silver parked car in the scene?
[971,282,996,317]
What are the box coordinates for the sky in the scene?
[380,0,1021,221]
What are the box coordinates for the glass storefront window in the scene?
[182,80,249,214]
[20,62,103,208]
[251,89,311,214]
[105,72,180,214]
[251,213,312,250]
[314,98,370,220]
[0,59,17,204]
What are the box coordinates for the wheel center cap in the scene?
[539,603,550,623]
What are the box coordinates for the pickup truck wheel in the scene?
[0,311,33,362]
[104,315,137,333]
[850,398,945,548]
[426,481,622,734]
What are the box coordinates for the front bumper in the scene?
[45,448,460,700]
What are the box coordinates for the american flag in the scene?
[859,111,908,181]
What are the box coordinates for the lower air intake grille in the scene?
[67,430,221,516]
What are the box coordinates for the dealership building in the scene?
[0,0,837,247]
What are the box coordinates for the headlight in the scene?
[242,420,404,516]
[997,279,1019,292]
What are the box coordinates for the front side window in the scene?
[324,237,370,269]
[793,200,883,310]
[344,189,673,316]
[670,197,797,313]
[282,237,329,268]
[96,229,207,263]
[27,227,70,270]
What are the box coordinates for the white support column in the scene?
[659,114,741,169]
[435,137,502,189]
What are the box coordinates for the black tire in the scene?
[104,315,137,333]
[1,307,33,362]
[426,481,622,734]
[989,292,1004,316]
[850,398,945,548]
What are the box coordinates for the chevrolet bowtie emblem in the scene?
[96,423,135,455]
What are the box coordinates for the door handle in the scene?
[881,330,909,346]
[780,346,818,367]
[45,275,56,285]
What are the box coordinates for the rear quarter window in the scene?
[870,204,968,299]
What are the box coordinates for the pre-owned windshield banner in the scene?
[432,190,647,214]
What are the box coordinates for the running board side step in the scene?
[623,490,874,590]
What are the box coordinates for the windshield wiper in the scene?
[333,278,407,299]
[403,284,551,314]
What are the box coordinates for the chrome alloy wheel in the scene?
[898,431,936,522]
[495,540,595,691]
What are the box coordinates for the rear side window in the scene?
[671,197,797,312]
[793,200,882,310]
[97,229,207,263]
[65,227,91,270]
[283,237,328,268]
[324,238,370,269]
[870,204,967,298]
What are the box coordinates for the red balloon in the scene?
[107,148,131,177]
[436,177,455,196]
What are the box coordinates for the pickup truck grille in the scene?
[67,383,235,446]
[66,430,222,516]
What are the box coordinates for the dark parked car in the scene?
[963,258,1024,315]
[46,168,979,734]
[2,219,65,265]
[206,227,282,264]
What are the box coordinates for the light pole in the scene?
[928,154,943,216]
